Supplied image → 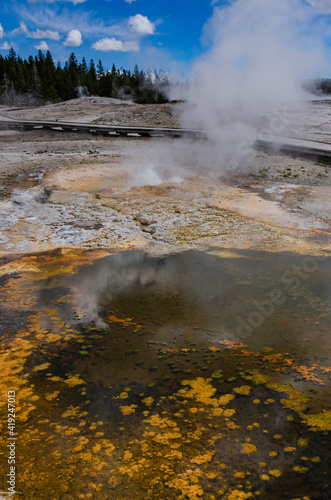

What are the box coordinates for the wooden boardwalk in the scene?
[0,118,203,139]
[1,117,331,162]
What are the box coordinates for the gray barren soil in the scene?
[0,97,330,257]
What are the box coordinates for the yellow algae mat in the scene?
[0,248,330,499]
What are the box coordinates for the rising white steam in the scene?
[177,0,329,174]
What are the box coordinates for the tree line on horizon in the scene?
[0,48,170,106]
[303,78,331,96]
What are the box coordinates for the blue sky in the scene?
[0,0,331,75]
[0,0,214,73]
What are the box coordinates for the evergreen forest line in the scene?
[0,48,170,106]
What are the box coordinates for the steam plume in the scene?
[176,0,329,174]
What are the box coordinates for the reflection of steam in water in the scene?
[66,249,331,363]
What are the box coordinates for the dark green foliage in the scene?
[0,47,169,105]
[303,78,331,95]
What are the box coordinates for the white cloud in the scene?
[307,1,331,14]
[0,23,4,39]
[63,29,82,46]
[0,41,11,50]
[35,41,49,50]
[31,0,87,4]
[92,37,139,52]
[125,0,137,3]
[14,5,127,39]
[11,21,60,40]
[129,14,155,35]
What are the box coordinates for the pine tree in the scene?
[97,59,104,76]
[87,59,97,95]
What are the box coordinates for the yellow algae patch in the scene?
[206,472,217,479]
[104,443,115,456]
[64,374,86,387]
[33,362,51,371]
[234,472,245,478]
[166,473,204,500]
[119,405,137,415]
[219,394,235,406]
[269,451,278,457]
[147,415,178,428]
[233,385,251,396]
[242,443,257,454]
[311,456,321,463]
[113,392,129,400]
[260,474,270,481]
[73,437,89,452]
[273,434,282,440]
[267,384,310,413]
[124,450,133,461]
[223,409,236,417]
[290,498,311,500]
[285,447,296,452]
[298,438,308,447]
[64,427,80,435]
[253,399,261,405]
[191,408,199,414]
[107,314,136,326]
[228,490,253,499]
[46,334,62,342]
[227,421,240,430]
[269,469,282,478]
[152,431,182,444]
[242,370,270,385]
[212,408,223,416]
[61,406,81,418]
[48,375,62,382]
[20,405,37,421]
[191,452,214,464]
[293,465,309,473]
[142,397,154,407]
[302,410,331,431]
[180,378,218,406]
[217,340,246,349]
[92,444,101,453]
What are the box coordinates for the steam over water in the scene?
[175,0,331,174]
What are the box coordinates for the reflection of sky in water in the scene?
[0,249,330,499]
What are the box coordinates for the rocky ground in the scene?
[0,97,330,258]
[1,96,182,127]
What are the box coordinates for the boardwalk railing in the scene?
[1,118,331,162]
[0,119,204,139]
